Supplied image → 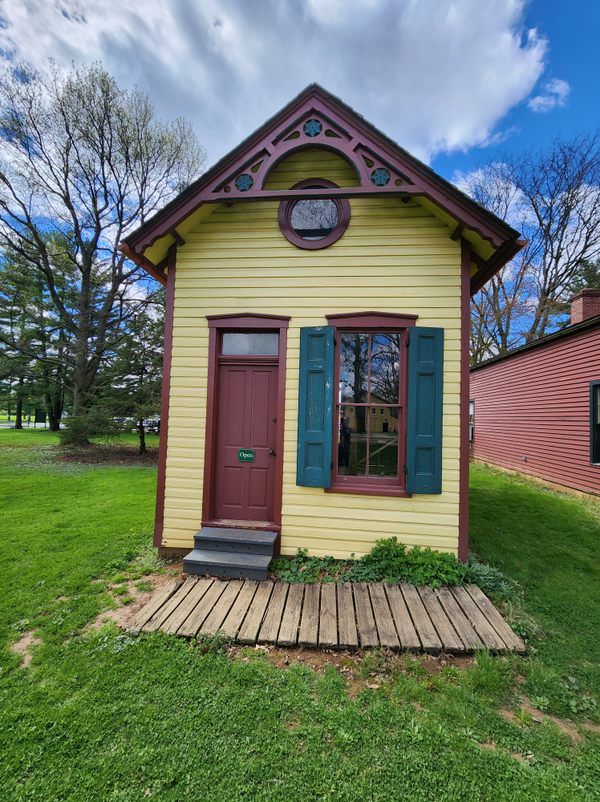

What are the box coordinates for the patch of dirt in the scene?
[228,645,474,697]
[480,741,497,752]
[478,741,527,763]
[522,700,583,743]
[499,708,519,725]
[87,563,183,632]
[421,653,474,675]
[500,697,591,744]
[59,444,158,466]
[10,631,42,668]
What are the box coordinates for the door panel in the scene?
[213,363,278,522]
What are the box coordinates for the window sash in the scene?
[333,329,406,488]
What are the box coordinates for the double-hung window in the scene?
[295,312,445,496]
[335,329,406,494]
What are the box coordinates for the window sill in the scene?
[326,482,411,498]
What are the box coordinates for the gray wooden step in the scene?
[183,549,272,581]
[194,526,278,556]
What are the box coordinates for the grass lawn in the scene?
[1,431,599,801]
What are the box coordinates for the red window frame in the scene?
[278,178,351,250]
[326,312,417,497]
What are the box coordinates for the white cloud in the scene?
[528,77,570,113]
[0,0,548,165]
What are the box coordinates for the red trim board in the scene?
[153,244,177,546]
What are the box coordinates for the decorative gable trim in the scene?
[122,84,524,294]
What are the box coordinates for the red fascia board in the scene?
[469,238,527,296]
[119,242,167,286]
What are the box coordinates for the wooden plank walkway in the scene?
[130,578,525,654]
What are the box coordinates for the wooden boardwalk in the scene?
[130,577,525,654]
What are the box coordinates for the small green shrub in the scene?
[273,538,468,587]
[465,558,518,602]
[271,550,348,583]
[193,631,231,654]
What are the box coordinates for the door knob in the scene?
[269,448,276,456]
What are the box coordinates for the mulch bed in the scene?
[59,445,159,466]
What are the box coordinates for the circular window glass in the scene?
[289,198,339,241]
[278,179,350,250]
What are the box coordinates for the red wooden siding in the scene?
[470,326,600,495]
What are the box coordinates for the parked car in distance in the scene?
[113,417,136,431]
[143,419,160,434]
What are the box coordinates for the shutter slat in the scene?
[297,326,335,488]
[406,327,444,494]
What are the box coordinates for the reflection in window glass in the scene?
[337,330,402,480]
[368,429,398,476]
[338,406,367,476]
[340,334,369,408]
[222,332,279,355]
[290,199,339,240]
[370,333,400,403]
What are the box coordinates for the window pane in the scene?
[222,332,279,355]
[368,425,399,476]
[338,406,367,476]
[370,333,401,403]
[339,333,368,406]
[290,199,338,240]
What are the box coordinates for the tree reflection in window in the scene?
[338,332,401,478]
[289,198,339,240]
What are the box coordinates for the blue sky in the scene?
[0,0,597,187]
[433,0,600,181]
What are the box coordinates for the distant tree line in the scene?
[0,61,205,450]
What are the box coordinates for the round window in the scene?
[289,198,339,241]
[278,179,350,250]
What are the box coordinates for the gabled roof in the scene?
[471,313,600,373]
[121,84,524,291]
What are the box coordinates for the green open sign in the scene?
[238,449,255,463]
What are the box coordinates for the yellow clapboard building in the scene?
[122,86,523,578]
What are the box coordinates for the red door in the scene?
[213,363,278,524]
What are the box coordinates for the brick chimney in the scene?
[571,288,600,324]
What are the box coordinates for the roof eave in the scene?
[471,312,600,372]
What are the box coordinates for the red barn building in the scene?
[470,289,600,496]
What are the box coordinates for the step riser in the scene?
[194,537,273,555]
[183,561,269,581]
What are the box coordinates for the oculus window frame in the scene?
[278,178,350,250]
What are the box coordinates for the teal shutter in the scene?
[406,327,444,494]
[297,326,335,488]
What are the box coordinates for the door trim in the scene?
[202,314,290,549]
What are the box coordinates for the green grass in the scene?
[1,431,599,801]
[470,463,600,720]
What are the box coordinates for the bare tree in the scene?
[465,133,600,362]
[0,62,205,442]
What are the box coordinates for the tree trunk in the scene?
[15,400,23,429]
[64,282,93,446]
[45,389,62,431]
[137,419,147,455]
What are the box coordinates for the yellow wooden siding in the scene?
[162,150,462,557]
[264,148,359,188]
